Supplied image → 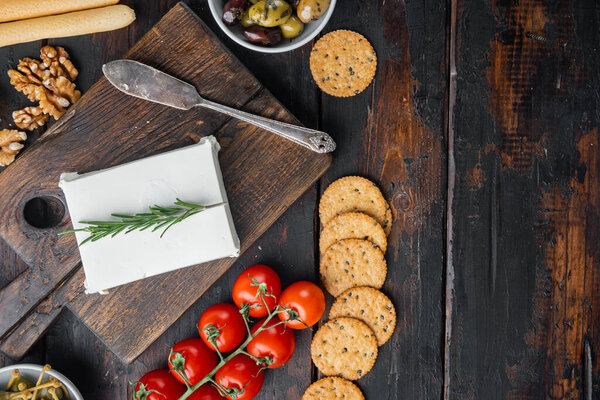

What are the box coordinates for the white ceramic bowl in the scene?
[208,0,336,53]
[0,364,84,400]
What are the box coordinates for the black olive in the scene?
[243,26,282,46]
[222,0,247,25]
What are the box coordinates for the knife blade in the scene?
[102,60,201,110]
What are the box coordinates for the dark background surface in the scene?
[0,0,598,399]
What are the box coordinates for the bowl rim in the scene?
[208,0,337,53]
[0,363,84,400]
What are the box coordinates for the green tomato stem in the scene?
[241,310,253,337]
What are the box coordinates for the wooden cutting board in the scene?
[0,3,331,363]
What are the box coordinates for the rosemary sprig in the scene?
[59,198,205,245]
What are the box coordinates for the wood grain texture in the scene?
[317,1,447,399]
[1,0,599,399]
[0,3,331,364]
[0,268,84,360]
[448,0,600,398]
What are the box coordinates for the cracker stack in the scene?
[303,176,397,398]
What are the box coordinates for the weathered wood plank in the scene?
[448,0,600,398]
[317,1,447,399]
[0,268,84,360]
[183,4,321,398]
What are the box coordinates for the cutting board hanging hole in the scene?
[23,196,65,229]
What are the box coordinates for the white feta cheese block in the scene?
[59,136,240,294]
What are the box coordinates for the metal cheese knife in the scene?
[102,60,336,153]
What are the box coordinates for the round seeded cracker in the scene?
[320,238,387,297]
[311,317,378,380]
[302,377,364,400]
[329,287,396,346]
[320,212,387,254]
[310,30,377,97]
[319,176,392,235]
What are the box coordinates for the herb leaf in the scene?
[59,198,205,244]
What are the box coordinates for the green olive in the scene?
[279,15,304,39]
[248,0,292,27]
[296,0,330,23]
[240,9,255,27]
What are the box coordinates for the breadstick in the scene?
[0,0,120,23]
[0,5,136,48]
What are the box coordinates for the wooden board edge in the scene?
[114,155,330,364]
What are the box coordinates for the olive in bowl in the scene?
[222,0,247,25]
[297,0,331,23]
[243,25,282,45]
[247,0,293,27]
[208,0,336,53]
[280,15,304,39]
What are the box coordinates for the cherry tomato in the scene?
[188,384,222,400]
[168,338,219,385]
[215,354,264,400]
[278,281,325,329]
[232,265,281,318]
[247,318,295,368]
[199,303,246,352]
[134,369,185,400]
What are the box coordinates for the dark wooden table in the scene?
[1,1,598,399]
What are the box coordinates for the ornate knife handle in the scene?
[199,99,336,153]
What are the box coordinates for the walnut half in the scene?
[37,75,81,120]
[13,106,50,131]
[0,130,27,166]
[40,45,78,81]
[8,58,49,103]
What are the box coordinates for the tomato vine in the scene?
[175,280,301,400]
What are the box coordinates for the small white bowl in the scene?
[208,0,336,53]
[0,364,84,400]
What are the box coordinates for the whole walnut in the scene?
[7,45,81,128]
